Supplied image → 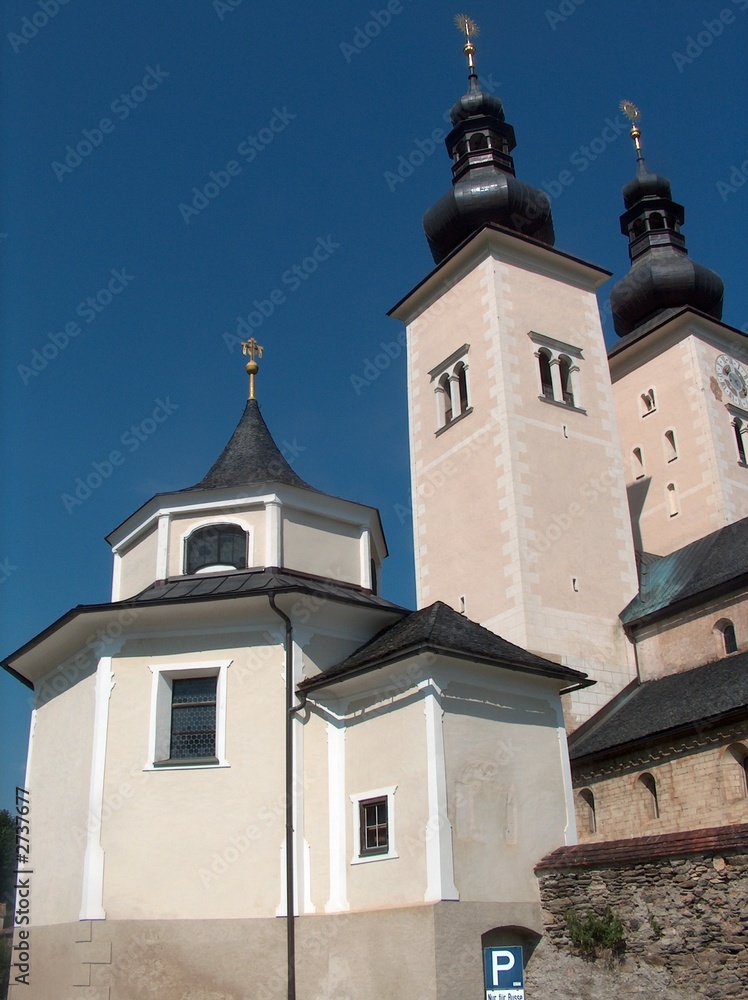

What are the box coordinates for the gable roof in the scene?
[300,600,591,692]
[621,516,748,626]
[190,398,315,491]
[569,653,748,761]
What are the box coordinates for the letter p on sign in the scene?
[484,946,525,999]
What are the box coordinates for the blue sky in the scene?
[1,0,746,810]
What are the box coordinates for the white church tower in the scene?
[390,20,639,726]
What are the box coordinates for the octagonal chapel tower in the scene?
[390,23,639,727]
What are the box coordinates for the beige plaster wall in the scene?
[443,679,571,902]
[25,660,97,925]
[283,509,360,584]
[574,734,748,842]
[101,639,288,920]
[117,523,158,599]
[613,332,748,557]
[633,590,748,680]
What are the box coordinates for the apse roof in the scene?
[568,653,748,762]
[621,516,748,626]
[301,600,591,691]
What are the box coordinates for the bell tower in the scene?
[390,20,639,727]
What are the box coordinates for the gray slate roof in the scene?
[622,516,748,626]
[569,652,748,761]
[193,399,314,491]
[301,600,590,691]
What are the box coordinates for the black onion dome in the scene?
[611,253,725,338]
[610,155,724,338]
[423,75,554,264]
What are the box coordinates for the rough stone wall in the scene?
[573,730,748,842]
[532,850,748,999]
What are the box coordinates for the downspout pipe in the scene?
[268,594,306,1000]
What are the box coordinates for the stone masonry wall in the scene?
[532,831,748,1000]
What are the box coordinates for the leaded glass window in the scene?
[186,524,247,575]
[170,676,217,760]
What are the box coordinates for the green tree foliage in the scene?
[565,907,626,963]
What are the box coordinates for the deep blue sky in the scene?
[1,0,746,810]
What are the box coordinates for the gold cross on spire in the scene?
[242,337,263,400]
[455,14,480,73]
[620,100,644,161]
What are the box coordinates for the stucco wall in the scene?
[282,509,361,584]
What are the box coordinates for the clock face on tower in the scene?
[715,355,748,404]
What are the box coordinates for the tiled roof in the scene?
[191,399,315,491]
[536,823,748,870]
[569,653,748,760]
[300,600,590,691]
[622,516,748,626]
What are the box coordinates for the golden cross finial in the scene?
[455,14,480,73]
[241,337,263,400]
[620,100,644,160]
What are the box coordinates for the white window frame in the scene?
[350,785,398,864]
[145,659,232,770]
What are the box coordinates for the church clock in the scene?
[715,355,748,404]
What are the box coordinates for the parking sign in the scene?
[483,946,524,1000]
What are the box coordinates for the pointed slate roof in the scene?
[300,600,590,691]
[621,517,748,626]
[192,399,315,492]
[569,653,748,761]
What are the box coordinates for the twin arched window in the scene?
[534,346,578,408]
[436,359,470,429]
[185,524,248,575]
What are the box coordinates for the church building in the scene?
[3,18,747,1000]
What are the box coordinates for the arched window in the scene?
[538,349,553,400]
[632,219,646,238]
[649,212,664,230]
[559,355,575,406]
[639,772,660,819]
[455,140,468,160]
[577,788,597,834]
[469,132,488,151]
[723,744,748,800]
[714,618,738,655]
[734,419,747,465]
[631,447,645,480]
[666,482,679,517]
[641,388,656,415]
[438,372,453,425]
[664,429,678,462]
[186,524,248,575]
[454,361,469,414]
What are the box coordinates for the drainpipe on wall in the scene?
[268,594,306,1000]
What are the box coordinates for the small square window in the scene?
[350,786,398,864]
[169,676,217,761]
[359,797,388,856]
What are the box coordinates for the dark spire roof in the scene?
[422,57,554,264]
[610,153,724,338]
[300,600,590,691]
[192,399,315,492]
